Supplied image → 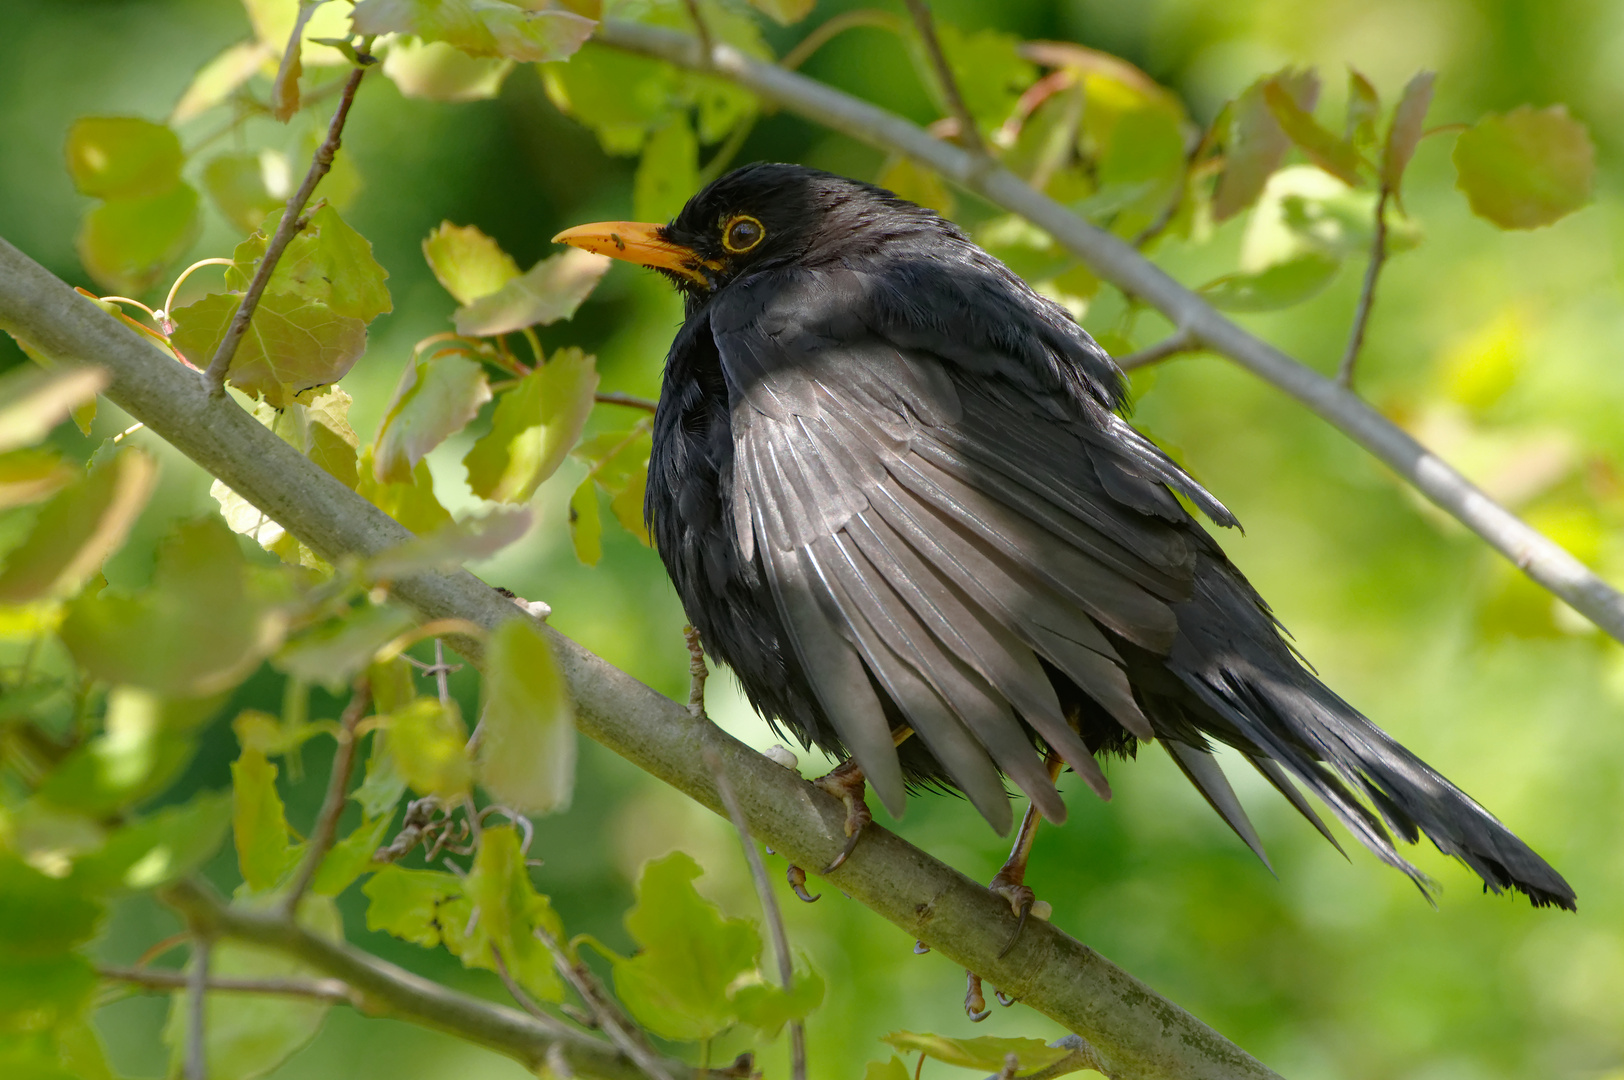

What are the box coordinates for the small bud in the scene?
[1030,900,1053,922]
[764,744,799,770]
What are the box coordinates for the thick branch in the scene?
[591,19,1624,646]
[0,240,1277,1080]
[160,879,696,1080]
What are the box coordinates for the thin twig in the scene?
[1338,187,1390,388]
[489,944,552,1021]
[532,924,676,1080]
[1115,328,1199,372]
[99,966,358,1005]
[780,9,903,71]
[703,742,806,1080]
[186,936,211,1080]
[594,391,659,413]
[680,0,713,64]
[901,0,987,159]
[433,638,452,705]
[203,50,373,396]
[282,677,371,915]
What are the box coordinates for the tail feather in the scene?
[1160,556,1576,911]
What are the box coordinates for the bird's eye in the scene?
[722,214,765,254]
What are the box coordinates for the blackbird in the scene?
[555,163,1576,914]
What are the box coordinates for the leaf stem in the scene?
[203,45,374,396]
[594,391,659,413]
[532,923,676,1080]
[780,9,903,71]
[901,0,987,161]
[1338,187,1390,388]
[1116,328,1200,372]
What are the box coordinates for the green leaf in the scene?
[881,1032,1073,1073]
[1263,80,1366,187]
[933,24,1034,135]
[862,1058,913,1080]
[65,116,183,199]
[422,221,521,305]
[34,688,222,815]
[1200,252,1340,312]
[0,953,98,1033]
[70,791,232,892]
[162,895,341,1080]
[367,506,534,579]
[608,460,649,544]
[1345,67,1380,148]
[76,183,201,294]
[747,0,814,25]
[373,354,492,483]
[228,204,393,323]
[351,0,597,63]
[233,746,298,892]
[387,697,471,799]
[273,602,419,693]
[0,449,76,510]
[453,248,611,337]
[310,813,391,896]
[876,157,956,218]
[171,40,274,125]
[1213,68,1319,221]
[477,618,575,814]
[59,517,288,697]
[353,729,410,818]
[242,0,355,65]
[463,347,599,502]
[0,447,155,604]
[0,854,105,954]
[1382,71,1435,202]
[0,366,109,454]
[383,36,515,101]
[202,152,285,233]
[1453,104,1594,229]
[612,851,759,1041]
[282,385,362,488]
[357,449,453,534]
[457,825,564,1002]
[634,114,698,224]
[168,290,368,408]
[567,476,601,565]
[730,965,825,1034]
[364,865,463,947]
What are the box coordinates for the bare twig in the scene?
[703,742,806,1080]
[532,924,676,1080]
[1338,187,1391,388]
[282,678,371,915]
[679,0,712,64]
[781,9,904,71]
[594,391,659,413]
[203,50,373,395]
[586,21,1624,646]
[489,944,553,1022]
[901,0,986,160]
[99,965,358,1006]
[186,936,210,1080]
[1116,328,1199,372]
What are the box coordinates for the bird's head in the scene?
[553,162,950,298]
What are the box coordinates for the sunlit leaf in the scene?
[876,157,955,218]
[1242,165,1421,267]
[281,385,361,487]
[70,791,232,892]
[612,851,759,1041]
[1213,68,1319,221]
[386,697,471,799]
[568,476,601,565]
[1453,104,1594,229]
[161,895,340,1080]
[0,365,108,454]
[0,447,155,604]
[383,36,515,101]
[228,204,393,322]
[477,618,574,814]
[881,1032,1072,1073]
[453,248,611,336]
[310,813,391,896]
[351,0,597,63]
[1263,80,1365,187]
[356,449,453,534]
[203,152,284,233]
[364,865,463,947]
[233,709,326,759]
[747,0,814,25]
[1345,67,1380,148]
[34,688,222,815]
[242,0,355,66]
[463,347,598,502]
[634,113,698,224]
[608,461,649,544]
[65,116,183,199]
[368,506,533,579]
[540,42,681,154]
[273,602,419,692]
[0,449,76,510]
[1381,71,1435,199]
[373,354,492,483]
[233,746,298,892]
[59,517,289,697]
[77,183,201,294]
[422,221,521,304]
[171,40,274,125]
[169,290,367,408]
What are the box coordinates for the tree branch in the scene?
[1338,187,1390,388]
[159,879,702,1080]
[282,678,369,914]
[186,935,209,1080]
[592,19,1624,646]
[0,238,1279,1080]
[1116,328,1200,372]
[98,965,359,1006]
[203,51,371,395]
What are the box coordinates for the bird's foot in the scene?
[682,625,708,720]
[813,758,871,873]
[988,862,1039,960]
[964,971,991,1022]
[785,864,820,902]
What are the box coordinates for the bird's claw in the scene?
[964,972,991,1022]
[786,864,820,902]
[814,760,871,873]
[989,869,1036,959]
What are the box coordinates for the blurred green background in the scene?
[4,0,1624,1077]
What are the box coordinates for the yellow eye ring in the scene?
[721,214,765,254]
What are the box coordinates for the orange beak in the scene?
[551,220,722,288]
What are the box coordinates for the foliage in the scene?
[1,0,1620,1079]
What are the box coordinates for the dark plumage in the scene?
[557,163,1575,910]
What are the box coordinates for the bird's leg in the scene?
[812,758,872,873]
[683,625,708,719]
[986,751,1064,961]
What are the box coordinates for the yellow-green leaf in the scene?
[1453,104,1595,230]
[357,449,453,534]
[274,602,419,693]
[881,1032,1072,1073]
[453,248,611,337]
[232,746,296,892]
[65,116,183,199]
[423,221,521,305]
[367,505,533,579]
[171,40,274,125]
[477,618,575,814]
[373,354,492,483]
[1213,68,1319,221]
[387,697,471,799]
[1381,71,1435,198]
[1263,80,1366,187]
[463,347,598,502]
[383,36,515,102]
[76,183,201,294]
[0,365,108,454]
[202,152,284,233]
[351,0,597,63]
[228,204,393,322]
[169,290,368,408]
[0,447,154,604]
[568,476,601,565]
[634,113,698,224]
